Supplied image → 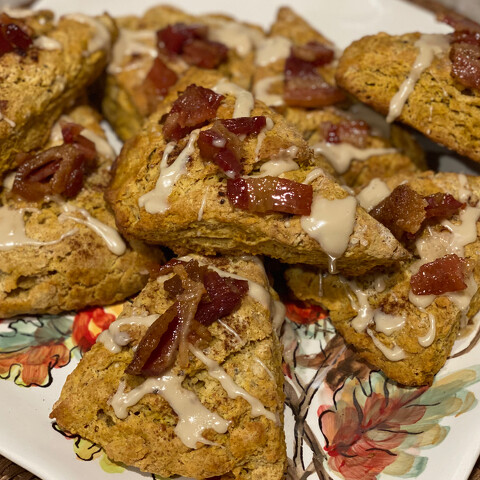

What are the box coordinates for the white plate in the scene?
[1,1,480,480]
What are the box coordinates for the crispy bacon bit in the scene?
[126,259,249,377]
[424,192,465,220]
[0,14,33,57]
[11,123,96,202]
[198,121,243,178]
[157,22,227,69]
[163,84,224,142]
[450,42,480,90]
[291,41,335,66]
[411,254,470,295]
[283,54,346,108]
[142,57,178,113]
[320,119,370,148]
[227,176,313,215]
[220,116,267,136]
[370,184,427,240]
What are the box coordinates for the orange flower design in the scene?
[284,298,328,325]
[72,307,116,353]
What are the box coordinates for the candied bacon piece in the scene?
[410,254,469,295]
[195,271,249,326]
[227,176,313,215]
[320,119,370,148]
[0,14,33,57]
[198,121,243,178]
[291,41,335,66]
[284,55,345,108]
[157,23,207,55]
[424,192,465,220]
[163,84,224,142]
[220,116,267,136]
[182,38,228,69]
[450,42,480,90]
[370,184,427,240]
[142,57,178,113]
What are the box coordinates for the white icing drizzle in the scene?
[255,36,292,66]
[253,75,284,107]
[34,36,62,51]
[0,112,15,128]
[0,206,76,251]
[110,376,229,448]
[208,21,263,57]
[313,142,396,174]
[64,13,111,54]
[257,158,299,177]
[347,279,374,332]
[197,187,209,221]
[213,79,254,118]
[108,29,157,74]
[217,319,243,344]
[418,311,436,347]
[97,314,160,353]
[387,34,450,123]
[58,203,126,255]
[1,7,33,18]
[271,299,286,334]
[367,328,406,361]
[2,171,16,191]
[254,117,274,161]
[303,168,326,185]
[374,274,387,293]
[457,174,471,203]
[80,128,116,161]
[301,196,357,273]
[374,311,406,335]
[254,357,276,381]
[189,345,278,424]
[356,178,391,212]
[139,133,198,214]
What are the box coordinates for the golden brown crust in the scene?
[0,12,117,176]
[0,105,164,318]
[335,32,480,163]
[51,255,286,480]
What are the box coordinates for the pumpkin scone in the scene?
[107,68,409,275]
[252,6,345,111]
[51,254,286,480]
[286,171,480,386]
[0,105,163,318]
[103,4,264,140]
[0,8,117,177]
[335,22,480,163]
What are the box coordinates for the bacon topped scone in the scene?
[51,254,286,480]
[286,171,480,386]
[335,15,480,163]
[107,68,409,275]
[102,4,264,141]
[0,105,163,318]
[0,8,117,177]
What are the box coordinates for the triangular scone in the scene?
[0,105,163,318]
[284,106,426,190]
[252,6,344,110]
[0,9,116,176]
[103,5,264,140]
[335,31,480,163]
[107,68,409,275]
[51,255,286,480]
[286,171,480,386]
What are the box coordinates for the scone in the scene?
[335,27,480,162]
[103,4,264,140]
[0,105,163,318]
[286,171,480,386]
[0,8,117,176]
[107,68,409,275]
[51,254,286,480]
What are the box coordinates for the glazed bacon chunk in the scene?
[12,122,96,202]
[283,42,345,108]
[320,119,370,148]
[410,254,470,295]
[0,14,33,57]
[142,57,178,113]
[220,116,267,136]
[163,84,224,141]
[157,22,228,69]
[227,176,313,215]
[424,192,465,220]
[126,259,248,377]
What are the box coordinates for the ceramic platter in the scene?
[1,1,479,480]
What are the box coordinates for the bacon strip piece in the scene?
[411,254,470,295]
[291,41,335,66]
[0,14,33,57]
[227,176,313,215]
[163,84,224,142]
[142,57,178,113]
[320,119,370,148]
[220,116,267,136]
[424,192,465,220]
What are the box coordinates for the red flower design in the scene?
[72,307,116,353]
[285,298,328,325]
[319,385,429,480]
[0,343,71,386]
